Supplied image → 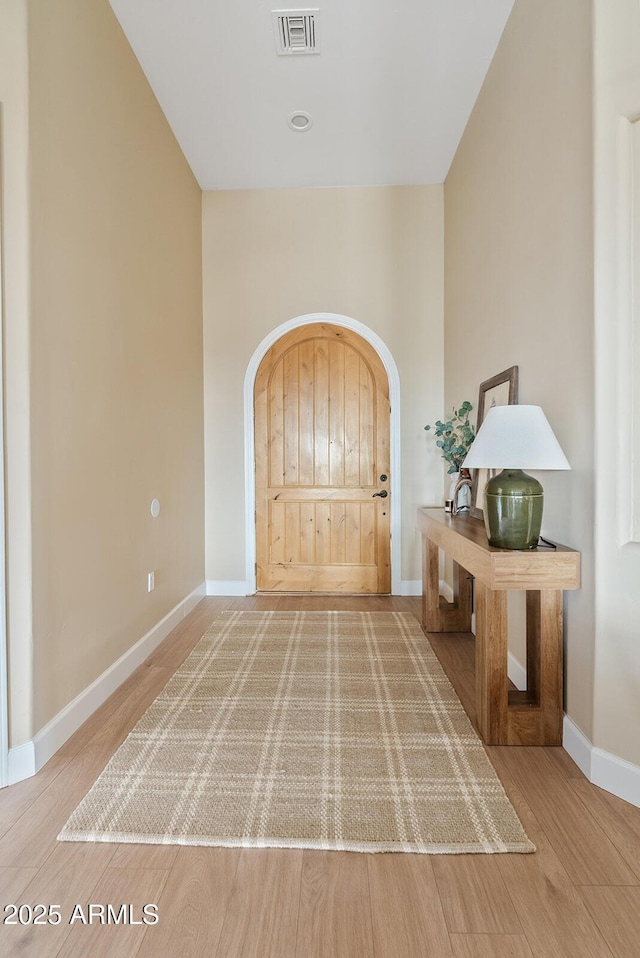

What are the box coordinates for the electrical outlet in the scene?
[148,571,155,592]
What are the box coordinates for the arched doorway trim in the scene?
[243,313,402,594]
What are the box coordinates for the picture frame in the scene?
[469,365,519,520]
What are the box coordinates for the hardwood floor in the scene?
[0,595,639,957]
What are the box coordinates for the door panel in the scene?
[255,324,390,593]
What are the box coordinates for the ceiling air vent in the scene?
[272,10,320,55]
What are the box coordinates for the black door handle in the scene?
[372,490,388,498]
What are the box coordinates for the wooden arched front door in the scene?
[254,323,391,593]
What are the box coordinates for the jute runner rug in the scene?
[58,611,534,854]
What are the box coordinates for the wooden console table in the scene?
[416,507,580,746]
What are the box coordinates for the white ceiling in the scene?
[108,0,514,191]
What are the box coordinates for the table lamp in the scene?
[461,405,570,549]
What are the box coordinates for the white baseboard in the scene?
[206,580,248,596]
[439,580,454,603]
[562,716,593,779]
[210,579,420,597]
[508,653,527,692]
[591,748,640,808]
[7,741,36,786]
[563,715,640,808]
[400,580,422,596]
[7,582,206,786]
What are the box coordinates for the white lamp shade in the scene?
[462,405,571,470]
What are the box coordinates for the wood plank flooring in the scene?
[0,595,639,957]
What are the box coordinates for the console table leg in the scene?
[422,537,440,632]
[422,536,472,633]
[451,561,472,628]
[475,580,508,744]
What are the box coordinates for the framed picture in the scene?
[469,365,519,520]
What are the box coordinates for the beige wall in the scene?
[13,0,636,782]
[444,0,595,736]
[203,185,444,589]
[0,0,33,746]
[592,0,640,766]
[26,0,204,733]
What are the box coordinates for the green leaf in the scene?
[425,400,475,468]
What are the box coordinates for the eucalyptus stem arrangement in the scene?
[425,401,475,474]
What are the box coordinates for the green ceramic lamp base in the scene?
[483,469,543,550]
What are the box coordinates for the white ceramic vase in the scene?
[448,470,471,512]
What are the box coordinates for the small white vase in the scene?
[447,470,472,513]
[445,471,459,512]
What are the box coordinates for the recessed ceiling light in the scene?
[288,111,313,132]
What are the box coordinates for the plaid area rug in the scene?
[58,611,534,854]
